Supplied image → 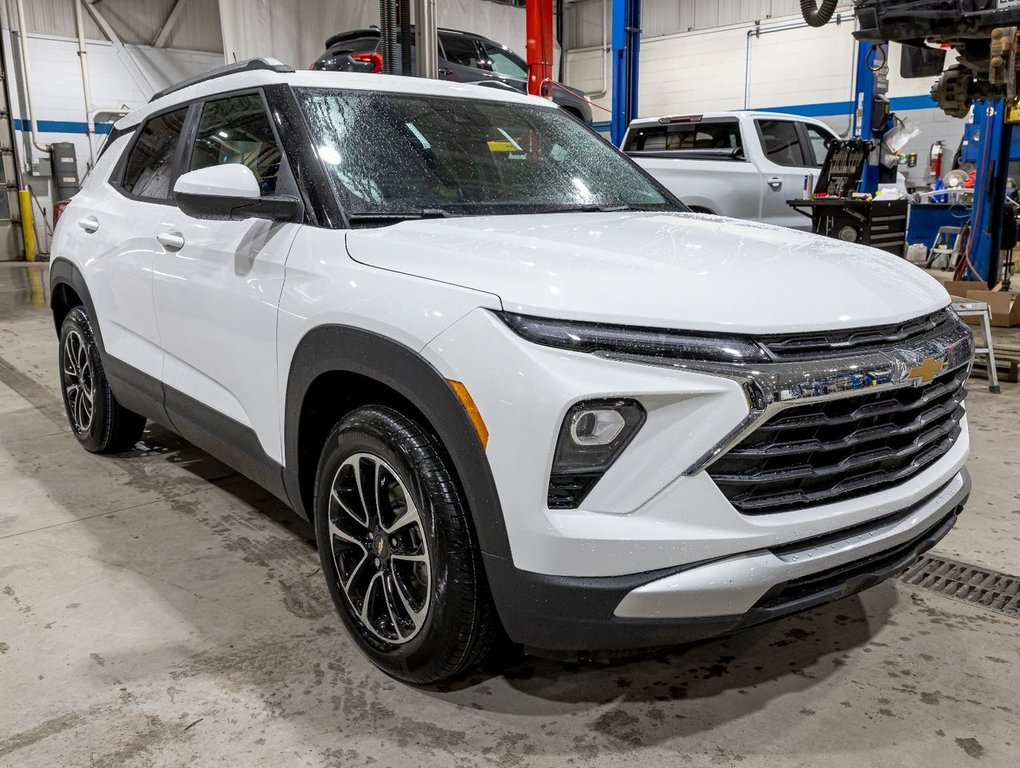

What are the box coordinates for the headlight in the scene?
[548,398,646,509]
[497,312,769,364]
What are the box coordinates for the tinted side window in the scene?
[440,33,481,68]
[624,120,742,155]
[121,107,188,199]
[805,124,833,167]
[478,40,526,78]
[757,119,807,167]
[190,94,282,195]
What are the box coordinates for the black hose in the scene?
[800,0,839,27]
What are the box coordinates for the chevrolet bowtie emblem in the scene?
[375,538,385,556]
[908,356,946,385]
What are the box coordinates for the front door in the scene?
[151,91,299,466]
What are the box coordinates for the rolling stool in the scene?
[952,298,1001,393]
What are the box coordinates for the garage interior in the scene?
[1,1,1019,766]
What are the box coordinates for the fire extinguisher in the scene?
[929,141,944,181]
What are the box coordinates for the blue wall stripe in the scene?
[12,118,113,135]
[12,94,941,137]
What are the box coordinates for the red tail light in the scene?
[351,52,383,73]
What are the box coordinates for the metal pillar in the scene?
[525,0,553,97]
[852,40,888,195]
[414,0,438,79]
[968,98,1013,286]
[610,0,640,147]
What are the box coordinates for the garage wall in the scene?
[2,0,224,251]
[562,1,965,187]
[218,0,529,72]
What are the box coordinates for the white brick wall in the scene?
[565,11,968,186]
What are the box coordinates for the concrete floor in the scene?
[1,261,1018,768]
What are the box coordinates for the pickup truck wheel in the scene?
[314,405,497,684]
[58,306,146,453]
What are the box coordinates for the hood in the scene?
[345,212,949,334]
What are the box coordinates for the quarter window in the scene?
[190,94,283,196]
[121,107,188,200]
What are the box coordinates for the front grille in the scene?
[708,365,967,514]
[758,309,955,360]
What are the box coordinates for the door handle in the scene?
[156,231,185,251]
[767,177,783,191]
[78,216,99,233]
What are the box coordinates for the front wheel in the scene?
[58,306,146,453]
[314,405,497,684]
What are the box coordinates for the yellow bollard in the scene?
[18,189,35,262]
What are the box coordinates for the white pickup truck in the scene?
[623,111,839,231]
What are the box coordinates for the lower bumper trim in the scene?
[484,469,969,653]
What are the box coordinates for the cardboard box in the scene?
[940,279,1020,327]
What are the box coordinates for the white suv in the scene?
[50,59,974,684]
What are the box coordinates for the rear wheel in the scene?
[58,306,146,453]
[314,405,497,684]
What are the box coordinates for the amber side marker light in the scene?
[448,380,488,449]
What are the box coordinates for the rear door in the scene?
[82,106,188,384]
[438,32,486,82]
[753,117,829,230]
[150,90,300,467]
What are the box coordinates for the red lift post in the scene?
[526,0,554,97]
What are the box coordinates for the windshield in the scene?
[297,88,675,220]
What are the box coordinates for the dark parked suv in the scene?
[312,26,593,124]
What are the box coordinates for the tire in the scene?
[58,306,146,454]
[314,405,497,684]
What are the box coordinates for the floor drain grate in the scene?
[900,554,1020,618]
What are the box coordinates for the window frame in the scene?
[291,86,688,229]
[622,118,747,161]
[753,118,811,168]
[185,89,288,197]
[801,122,837,169]
[110,87,314,223]
[111,102,195,205]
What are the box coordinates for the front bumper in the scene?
[485,469,969,652]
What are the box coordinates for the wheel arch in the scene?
[284,325,511,561]
[49,259,98,345]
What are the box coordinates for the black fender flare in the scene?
[49,258,103,348]
[283,325,511,560]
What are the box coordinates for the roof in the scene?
[627,110,828,127]
[116,66,555,130]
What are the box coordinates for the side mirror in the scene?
[173,164,302,222]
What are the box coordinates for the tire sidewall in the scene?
[58,306,112,452]
[314,408,477,680]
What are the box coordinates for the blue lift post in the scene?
[610,0,640,147]
[964,99,1015,286]
[851,40,889,195]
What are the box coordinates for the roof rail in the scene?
[149,58,294,103]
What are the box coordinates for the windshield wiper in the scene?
[348,208,456,225]
[541,204,645,214]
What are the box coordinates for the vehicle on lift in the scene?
[802,0,1020,119]
[50,59,973,685]
[622,111,839,231]
[312,26,593,124]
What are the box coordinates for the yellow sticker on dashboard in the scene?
[487,140,518,152]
